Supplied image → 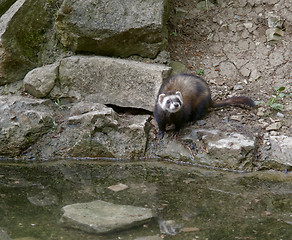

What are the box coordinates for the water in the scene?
[0,160,292,239]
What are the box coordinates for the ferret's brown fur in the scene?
[153,73,255,138]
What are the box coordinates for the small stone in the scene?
[197,120,206,126]
[108,183,129,192]
[257,107,266,117]
[243,22,253,30]
[267,14,284,28]
[174,7,186,17]
[265,211,272,216]
[266,28,285,41]
[276,112,285,118]
[249,68,261,81]
[230,115,243,121]
[266,122,281,131]
[263,139,271,146]
[259,120,269,129]
[270,131,279,136]
[234,85,243,90]
[183,178,197,184]
[240,67,251,77]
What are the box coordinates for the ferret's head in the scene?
[158,91,183,113]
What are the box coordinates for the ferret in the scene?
[153,73,255,138]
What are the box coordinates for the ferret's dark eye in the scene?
[166,100,170,104]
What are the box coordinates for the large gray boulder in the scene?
[150,127,256,171]
[0,0,58,85]
[50,56,171,111]
[56,0,169,58]
[0,96,54,156]
[195,129,255,171]
[60,200,154,234]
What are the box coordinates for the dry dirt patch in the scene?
[167,0,292,136]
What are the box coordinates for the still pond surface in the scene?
[0,160,292,240]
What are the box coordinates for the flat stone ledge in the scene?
[51,55,171,111]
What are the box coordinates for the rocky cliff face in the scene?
[0,0,173,161]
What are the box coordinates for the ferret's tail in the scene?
[212,96,255,108]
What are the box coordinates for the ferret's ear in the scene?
[158,94,165,105]
[175,91,183,104]
[175,91,182,99]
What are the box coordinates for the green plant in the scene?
[52,120,58,129]
[197,69,204,76]
[55,98,62,109]
[170,31,178,36]
[268,86,286,111]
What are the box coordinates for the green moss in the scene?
[0,0,18,17]
[22,30,44,60]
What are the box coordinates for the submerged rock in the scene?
[27,190,59,206]
[107,183,129,192]
[0,228,11,240]
[135,235,161,240]
[60,200,154,234]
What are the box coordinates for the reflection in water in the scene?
[0,160,292,239]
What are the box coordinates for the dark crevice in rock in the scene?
[106,104,152,115]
